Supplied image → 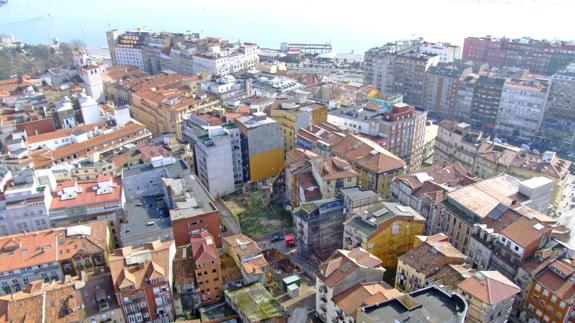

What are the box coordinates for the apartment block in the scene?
[462,36,575,75]
[423,62,472,119]
[315,248,388,323]
[166,174,222,248]
[0,168,52,236]
[395,233,466,292]
[470,75,505,133]
[48,175,124,226]
[294,198,347,260]
[30,120,152,169]
[523,257,575,323]
[495,76,550,141]
[235,113,285,183]
[328,103,426,170]
[298,123,405,196]
[0,221,110,295]
[269,100,327,151]
[343,202,425,277]
[537,63,575,152]
[109,240,176,323]
[189,229,223,305]
[364,41,440,107]
[223,234,269,284]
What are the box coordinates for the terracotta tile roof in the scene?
[536,258,575,303]
[458,271,520,305]
[394,162,477,191]
[49,176,122,211]
[224,234,262,257]
[333,282,402,318]
[400,235,466,276]
[109,240,174,290]
[190,229,218,265]
[241,255,268,275]
[137,144,170,161]
[330,135,404,173]
[26,124,98,144]
[499,216,551,249]
[0,221,108,273]
[15,118,55,137]
[311,156,357,181]
[32,121,148,167]
[427,264,475,291]
[318,248,383,288]
[300,171,321,201]
[0,278,85,322]
[511,151,572,180]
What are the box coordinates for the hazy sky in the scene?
[1,0,574,52]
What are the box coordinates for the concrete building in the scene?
[364,41,440,107]
[537,63,575,152]
[343,202,425,278]
[470,75,505,133]
[48,175,125,226]
[109,240,176,323]
[357,286,468,323]
[189,229,223,305]
[0,168,52,236]
[454,73,479,121]
[30,120,152,169]
[395,233,467,293]
[194,126,236,197]
[190,42,259,76]
[315,248,388,323]
[294,198,347,260]
[297,124,405,197]
[269,100,327,151]
[423,62,472,119]
[457,271,520,323]
[235,113,285,183]
[495,76,550,141]
[462,36,575,75]
[391,162,478,214]
[0,221,110,296]
[523,257,575,323]
[418,42,461,63]
[224,234,269,284]
[166,174,222,248]
[328,103,426,170]
[110,29,150,71]
[0,274,123,323]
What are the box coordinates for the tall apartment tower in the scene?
[106,29,120,66]
[538,63,575,152]
[364,41,439,107]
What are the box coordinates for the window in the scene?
[543,289,549,297]
[535,284,542,292]
[551,295,558,303]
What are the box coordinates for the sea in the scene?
[1,0,574,54]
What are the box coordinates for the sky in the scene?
[0,0,574,52]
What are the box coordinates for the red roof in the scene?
[50,176,122,211]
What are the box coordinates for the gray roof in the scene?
[344,202,425,236]
[340,187,380,202]
[360,286,467,323]
[168,174,216,221]
[122,159,190,179]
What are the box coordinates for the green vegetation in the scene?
[0,40,85,79]
[223,190,292,240]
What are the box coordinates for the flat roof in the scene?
[360,286,466,323]
[122,158,189,178]
[120,199,173,248]
[340,187,380,202]
[168,174,216,221]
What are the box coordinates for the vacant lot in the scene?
[222,190,292,240]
